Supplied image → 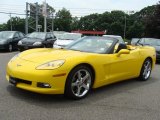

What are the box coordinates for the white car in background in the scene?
[53,33,82,48]
[103,35,125,44]
[53,31,68,39]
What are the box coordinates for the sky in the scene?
[0,0,159,24]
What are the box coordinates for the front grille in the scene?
[10,76,32,85]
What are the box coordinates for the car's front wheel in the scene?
[65,65,93,100]
[8,44,13,52]
[139,58,152,81]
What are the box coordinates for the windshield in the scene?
[66,37,114,53]
[0,31,14,40]
[59,33,81,40]
[27,32,46,40]
[103,35,124,43]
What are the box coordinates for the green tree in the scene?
[71,17,79,31]
[145,2,160,38]
[0,23,8,31]
[6,17,25,33]
[127,22,145,39]
[54,8,72,31]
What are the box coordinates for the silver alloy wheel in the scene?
[9,44,12,52]
[71,69,91,97]
[143,60,151,79]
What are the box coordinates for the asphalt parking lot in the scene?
[0,51,160,120]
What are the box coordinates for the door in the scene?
[12,32,20,49]
[108,50,140,82]
[45,33,56,47]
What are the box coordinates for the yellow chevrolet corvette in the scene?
[6,36,156,99]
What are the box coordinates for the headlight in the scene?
[10,53,19,62]
[36,60,65,70]
[18,41,22,45]
[33,42,42,46]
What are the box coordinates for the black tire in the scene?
[139,58,152,81]
[8,44,13,52]
[65,65,93,100]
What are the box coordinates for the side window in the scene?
[14,33,19,39]
[18,32,24,38]
[46,33,51,39]
[50,33,54,38]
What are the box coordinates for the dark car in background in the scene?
[137,38,160,61]
[0,31,25,52]
[18,32,56,51]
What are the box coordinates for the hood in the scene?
[19,48,88,63]
[21,38,44,44]
[55,40,74,46]
[0,39,8,44]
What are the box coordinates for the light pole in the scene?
[43,0,47,32]
[9,13,12,31]
[52,13,54,32]
[123,16,126,40]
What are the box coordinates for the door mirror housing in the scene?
[116,49,130,57]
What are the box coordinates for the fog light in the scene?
[37,82,51,88]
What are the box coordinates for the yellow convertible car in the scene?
[6,36,156,99]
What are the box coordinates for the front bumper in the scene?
[6,58,68,94]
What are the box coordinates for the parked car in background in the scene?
[18,32,56,51]
[103,35,125,44]
[137,38,160,61]
[53,33,82,48]
[0,31,25,52]
[131,38,140,45]
[53,31,68,39]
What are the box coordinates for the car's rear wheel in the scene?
[65,65,93,100]
[8,44,13,52]
[139,58,152,81]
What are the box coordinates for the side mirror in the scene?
[116,49,130,57]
